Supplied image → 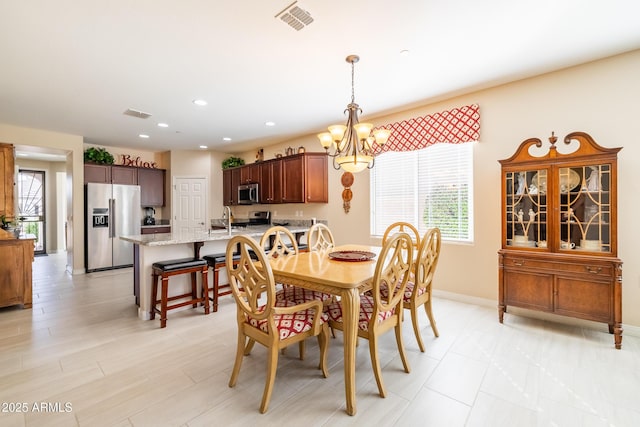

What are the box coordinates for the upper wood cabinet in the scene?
[281,156,304,203]
[221,153,328,205]
[498,131,623,348]
[85,164,165,206]
[85,164,138,185]
[240,163,259,184]
[84,164,111,184]
[138,168,166,206]
[282,153,328,203]
[259,159,282,204]
[0,143,16,221]
[304,153,328,203]
[111,165,138,185]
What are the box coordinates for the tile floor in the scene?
[0,252,639,426]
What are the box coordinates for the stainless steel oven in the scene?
[238,183,259,204]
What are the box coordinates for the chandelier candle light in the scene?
[317,55,391,173]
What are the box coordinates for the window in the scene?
[370,142,474,242]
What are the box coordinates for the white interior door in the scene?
[173,177,207,234]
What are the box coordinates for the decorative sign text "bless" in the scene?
[120,155,157,169]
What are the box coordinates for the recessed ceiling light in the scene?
[265,121,275,127]
[193,99,208,106]
[157,123,169,128]
[400,49,410,56]
[223,137,232,142]
[139,134,150,139]
[199,145,208,149]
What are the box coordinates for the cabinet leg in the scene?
[613,323,623,349]
[498,305,505,323]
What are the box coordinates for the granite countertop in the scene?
[120,224,309,246]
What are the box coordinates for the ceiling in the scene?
[2,1,640,161]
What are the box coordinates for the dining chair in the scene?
[261,226,333,305]
[382,221,420,253]
[384,227,441,352]
[226,234,330,414]
[307,223,335,252]
[259,225,299,259]
[327,232,414,398]
[260,225,332,359]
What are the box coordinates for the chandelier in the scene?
[317,55,391,173]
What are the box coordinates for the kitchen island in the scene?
[120,225,309,320]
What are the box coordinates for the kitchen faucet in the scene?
[222,206,232,236]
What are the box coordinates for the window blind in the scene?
[371,142,474,242]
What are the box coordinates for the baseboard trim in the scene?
[432,289,640,338]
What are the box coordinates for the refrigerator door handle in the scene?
[109,198,115,238]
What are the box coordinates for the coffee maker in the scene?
[143,207,156,225]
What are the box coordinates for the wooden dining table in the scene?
[267,244,381,416]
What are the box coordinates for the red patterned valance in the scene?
[372,104,480,154]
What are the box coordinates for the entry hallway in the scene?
[1,253,639,426]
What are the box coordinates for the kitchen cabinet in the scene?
[0,229,33,309]
[498,131,623,348]
[222,153,327,205]
[138,168,166,206]
[0,143,15,221]
[84,164,137,185]
[111,165,138,185]
[282,153,328,203]
[222,167,242,206]
[84,164,111,184]
[259,159,282,204]
[240,163,259,184]
[222,169,234,206]
[304,153,328,203]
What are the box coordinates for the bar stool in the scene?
[202,252,242,312]
[150,258,209,328]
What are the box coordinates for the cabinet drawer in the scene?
[141,226,171,234]
[503,256,613,279]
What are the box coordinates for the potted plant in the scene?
[84,147,115,164]
[222,156,245,169]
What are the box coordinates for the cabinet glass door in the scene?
[505,169,547,248]
[558,164,611,253]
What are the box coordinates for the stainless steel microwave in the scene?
[238,183,259,204]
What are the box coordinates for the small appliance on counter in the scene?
[143,207,156,225]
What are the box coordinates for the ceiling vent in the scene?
[275,1,314,31]
[123,108,152,119]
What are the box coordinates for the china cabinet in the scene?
[498,131,623,348]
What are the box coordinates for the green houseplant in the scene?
[222,156,245,169]
[84,147,115,164]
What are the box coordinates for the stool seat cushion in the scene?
[153,258,207,271]
[203,253,242,265]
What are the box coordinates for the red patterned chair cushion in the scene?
[276,286,332,304]
[327,295,394,331]
[380,281,425,302]
[247,299,328,340]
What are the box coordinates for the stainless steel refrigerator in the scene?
[86,183,141,272]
